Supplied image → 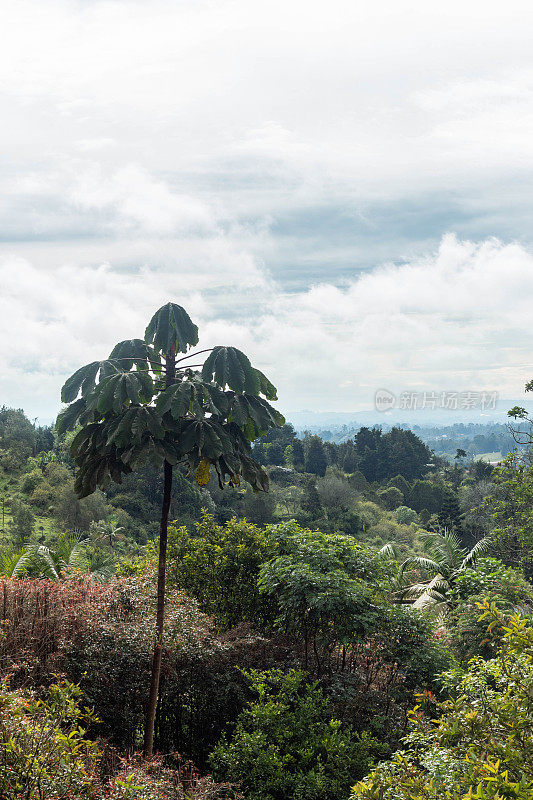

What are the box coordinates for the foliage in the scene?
[0,672,239,800]
[317,475,358,515]
[446,558,533,661]
[164,512,278,630]
[377,486,404,511]
[355,427,431,482]
[394,506,418,525]
[0,576,260,763]
[57,305,284,498]
[399,528,492,610]
[54,484,109,530]
[210,669,384,800]
[305,435,329,476]
[8,498,35,545]
[0,677,100,800]
[351,602,533,800]
[258,525,383,672]
[488,454,533,577]
[107,756,241,800]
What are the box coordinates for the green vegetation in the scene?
[1,362,533,798]
[352,602,533,800]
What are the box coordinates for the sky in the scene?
[3,0,533,422]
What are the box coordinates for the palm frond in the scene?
[374,542,397,561]
[29,545,60,580]
[67,540,91,572]
[460,535,492,570]
[426,528,465,568]
[399,556,441,580]
[9,549,35,579]
[89,558,115,581]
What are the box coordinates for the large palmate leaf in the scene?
[109,339,159,372]
[254,368,278,401]
[104,406,165,448]
[175,418,233,460]
[240,454,269,492]
[61,360,121,403]
[229,394,285,439]
[156,381,203,418]
[86,372,154,414]
[56,397,93,435]
[144,302,199,355]
[156,377,231,420]
[201,346,261,394]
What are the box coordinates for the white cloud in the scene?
[3,235,533,421]
[69,163,216,234]
[2,1,533,417]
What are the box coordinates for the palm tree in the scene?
[398,528,491,611]
[89,519,125,556]
[23,532,113,581]
[0,545,35,578]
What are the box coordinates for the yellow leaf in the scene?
[195,459,211,486]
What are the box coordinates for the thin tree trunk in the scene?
[143,349,175,758]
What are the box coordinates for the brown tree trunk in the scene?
[143,350,175,758]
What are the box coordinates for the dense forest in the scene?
[1,371,533,798]
[304,420,526,462]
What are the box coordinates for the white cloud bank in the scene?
[3,235,533,421]
[2,0,533,417]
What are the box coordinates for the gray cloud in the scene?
[2,0,533,416]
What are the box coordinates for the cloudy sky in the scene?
[3,0,533,422]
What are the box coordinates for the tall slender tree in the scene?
[57,302,284,757]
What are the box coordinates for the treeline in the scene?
[252,423,433,481]
[0,407,496,560]
[307,420,523,460]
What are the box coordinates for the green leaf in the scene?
[85,373,154,415]
[227,394,285,439]
[56,398,87,435]
[108,339,156,371]
[144,302,199,355]
[241,455,269,492]
[254,368,278,401]
[201,346,261,394]
[61,360,125,403]
[61,362,100,403]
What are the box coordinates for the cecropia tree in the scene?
[57,302,285,757]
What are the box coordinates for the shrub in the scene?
[29,481,54,510]
[165,512,278,630]
[258,527,381,672]
[0,677,100,799]
[351,602,533,800]
[210,669,384,800]
[107,756,241,800]
[21,468,45,493]
[377,487,404,511]
[7,499,35,545]
[446,558,533,662]
[394,506,418,525]
[0,576,264,764]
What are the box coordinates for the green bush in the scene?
[258,524,385,672]
[21,468,44,493]
[352,602,533,800]
[210,669,384,800]
[165,512,278,630]
[394,505,418,525]
[29,481,54,510]
[0,677,100,799]
[446,558,533,662]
